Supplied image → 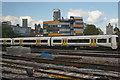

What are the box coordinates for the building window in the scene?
[98,39,107,43]
[75,22,83,25]
[58,25,61,27]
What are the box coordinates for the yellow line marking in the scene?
[50,74,84,80]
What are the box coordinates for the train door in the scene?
[62,39,67,46]
[90,39,96,46]
[19,39,23,45]
[36,40,40,46]
[3,40,6,45]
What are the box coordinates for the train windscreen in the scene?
[116,37,119,42]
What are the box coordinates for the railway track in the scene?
[2,59,99,80]
[2,46,120,53]
[57,52,120,58]
[31,48,120,54]
[2,66,70,80]
[31,47,120,52]
[2,54,120,72]
[2,47,120,80]
[2,57,119,80]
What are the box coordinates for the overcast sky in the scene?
[1,1,119,33]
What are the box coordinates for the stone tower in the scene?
[106,23,113,35]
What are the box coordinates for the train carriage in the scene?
[0,38,12,45]
[51,36,90,46]
[51,35,118,49]
[12,37,51,46]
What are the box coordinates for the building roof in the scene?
[114,27,119,31]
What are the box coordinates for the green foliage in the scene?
[97,28,104,35]
[84,24,102,35]
[40,28,43,33]
[1,25,22,38]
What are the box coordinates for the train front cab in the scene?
[95,35,118,50]
[111,35,119,49]
[117,35,120,49]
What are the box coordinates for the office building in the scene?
[13,24,31,36]
[43,9,85,36]
[43,16,84,36]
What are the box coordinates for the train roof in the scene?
[0,35,118,39]
[13,36,51,38]
[51,35,118,38]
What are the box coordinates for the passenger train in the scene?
[0,35,119,50]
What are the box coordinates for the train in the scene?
[0,35,119,50]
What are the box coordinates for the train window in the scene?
[15,40,19,43]
[80,39,89,43]
[41,40,48,43]
[68,39,89,43]
[68,39,77,43]
[6,40,11,42]
[0,40,3,42]
[109,38,111,43]
[53,40,61,43]
[98,39,107,43]
[23,40,36,43]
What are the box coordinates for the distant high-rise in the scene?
[22,19,28,27]
[53,9,61,21]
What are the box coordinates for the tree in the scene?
[84,24,100,35]
[1,25,22,38]
[97,28,104,35]
[40,28,43,33]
